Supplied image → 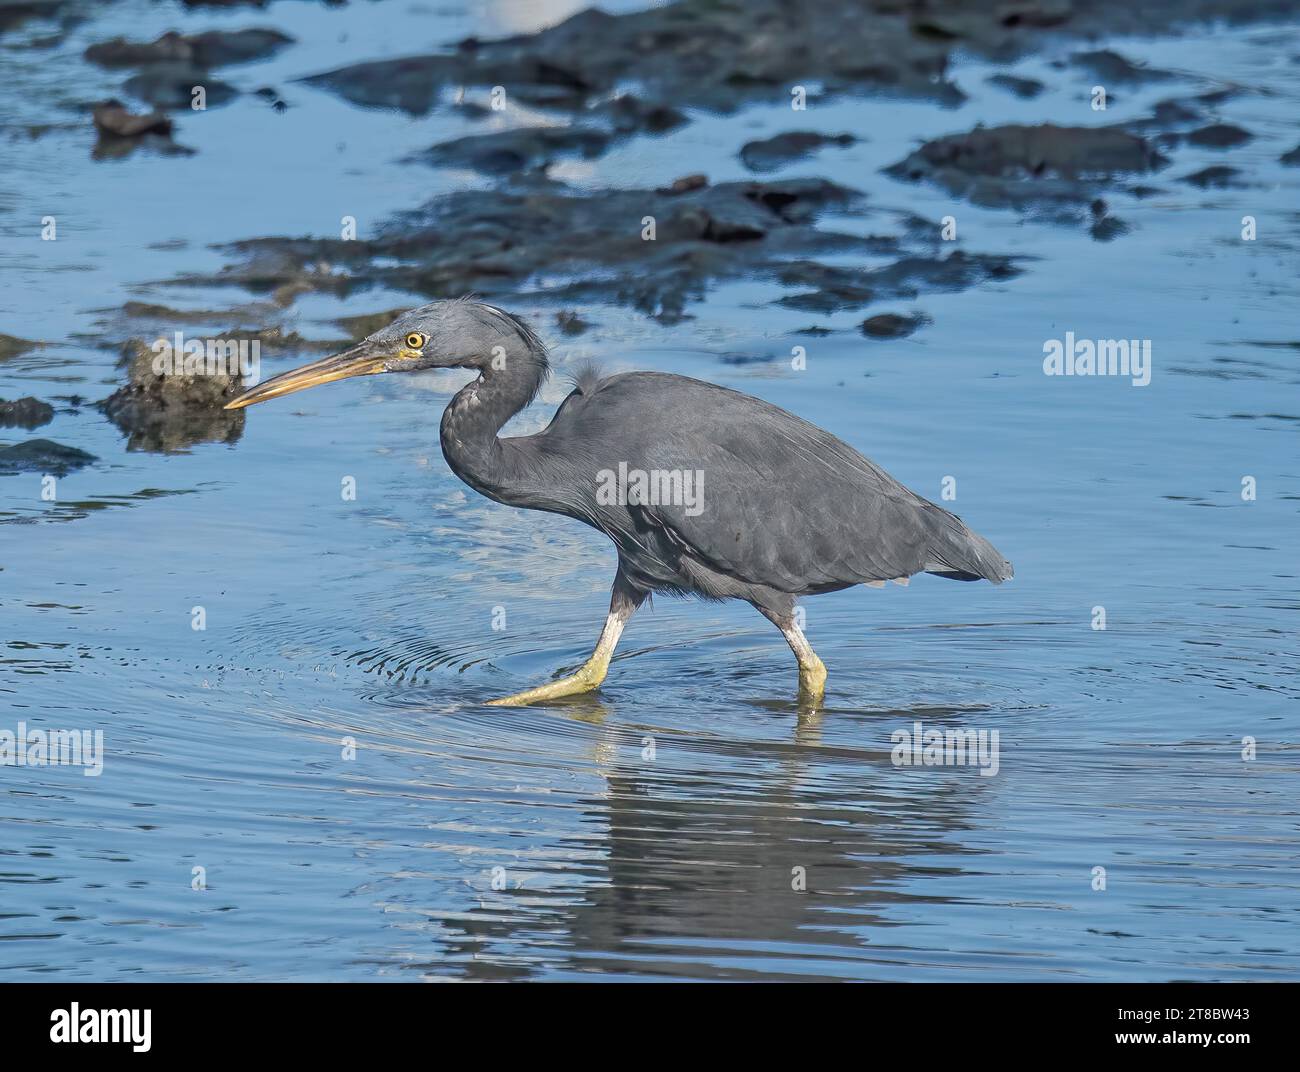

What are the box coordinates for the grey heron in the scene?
[226,299,1012,706]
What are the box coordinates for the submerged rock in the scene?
[0,397,54,429]
[739,132,856,173]
[0,439,95,476]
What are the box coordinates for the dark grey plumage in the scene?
[228,298,1012,702]
[430,302,1012,620]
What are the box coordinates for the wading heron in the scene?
[226,299,1012,706]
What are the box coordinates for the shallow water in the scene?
[2,2,1298,980]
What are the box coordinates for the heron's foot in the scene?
[487,655,610,707]
[797,654,827,700]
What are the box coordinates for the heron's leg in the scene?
[757,605,827,699]
[487,574,645,707]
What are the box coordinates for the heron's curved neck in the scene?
[439,354,546,503]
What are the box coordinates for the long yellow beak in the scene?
[224,344,390,410]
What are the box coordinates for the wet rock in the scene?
[886,123,1167,220]
[85,28,293,69]
[416,126,611,174]
[1181,165,1242,188]
[0,333,42,361]
[92,99,172,137]
[1186,123,1252,148]
[100,337,246,452]
[556,310,592,335]
[861,312,930,339]
[0,439,95,476]
[91,100,192,158]
[1281,143,1300,166]
[0,397,54,429]
[777,251,1021,313]
[0,1,68,35]
[987,73,1044,98]
[596,95,687,135]
[197,178,879,322]
[657,173,708,195]
[254,86,289,111]
[333,308,409,341]
[1069,49,1174,83]
[123,63,237,109]
[739,132,856,173]
[301,0,971,118]
[1089,214,1129,241]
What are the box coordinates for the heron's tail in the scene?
[923,512,1014,584]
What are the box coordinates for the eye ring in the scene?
[405,331,426,350]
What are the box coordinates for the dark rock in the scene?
[85,28,292,69]
[1070,48,1174,83]
[1089,214,1129,241]
[1187,123,1252,148]
[886,123,1167,222]
[861,312,930,339]
[100,337,247,452]
[657,173,707,195]
[556,311,591,335]
[0,333,43,361]
[92,99,172,137]
[417,126,611,174]
[0,439,95,476]
[739,132,856,173]
[596,95,686,135]
[1181,165,1242,188]
[123,63,237,109]
[1281,143,1300,165]
[0,396,54,429]
[987,73,1044,98]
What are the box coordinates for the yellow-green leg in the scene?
[487,576,644,706]
[759,605,827,701]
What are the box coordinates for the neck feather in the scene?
[439,344,548,503]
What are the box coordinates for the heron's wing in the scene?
[561,372,997,593]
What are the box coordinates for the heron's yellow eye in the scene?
[405,332,426,350]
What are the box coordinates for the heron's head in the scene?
[224,299,546,410]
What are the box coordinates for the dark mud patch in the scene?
[886,122,1167,225]
[175,176,1021,322]
[776,252,1021,313]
